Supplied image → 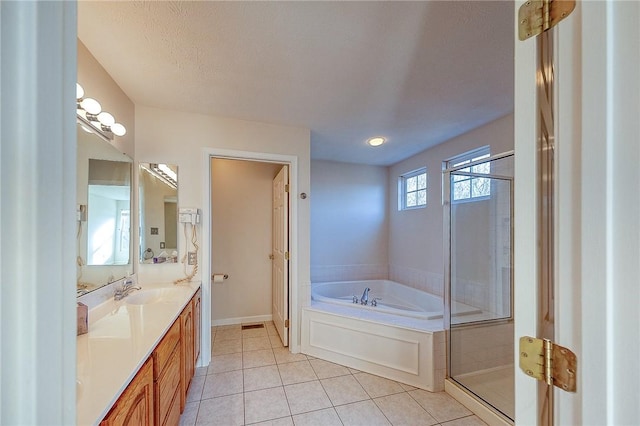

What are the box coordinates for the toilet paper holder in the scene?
[211,274,229,282]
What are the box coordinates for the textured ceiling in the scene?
[78,1,513,166]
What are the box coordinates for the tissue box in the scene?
[77,302,88,335]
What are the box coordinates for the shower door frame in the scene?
[442,150,515,420]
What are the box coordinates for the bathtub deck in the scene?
[302,302,446,391]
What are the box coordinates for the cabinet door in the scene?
[180,302,194,412]
[101,358,154,426]
[193,289,201,365]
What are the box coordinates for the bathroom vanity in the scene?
[77,282,201,425]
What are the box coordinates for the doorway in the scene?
[210,157,290,346]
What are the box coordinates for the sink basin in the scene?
[126,288,184,305]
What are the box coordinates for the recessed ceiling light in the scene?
[367,137,385,147]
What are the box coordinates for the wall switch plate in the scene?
[188,251,197,265]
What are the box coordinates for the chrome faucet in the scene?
[114,279,141,301]
[360,287,370,305]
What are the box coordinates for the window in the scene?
[399,168,427,210]
[447,147,491,202]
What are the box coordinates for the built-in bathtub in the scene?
[302,279,450,391]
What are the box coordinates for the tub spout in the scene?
[360,287,370,305]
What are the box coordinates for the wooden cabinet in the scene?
[100,288,201,425]
[180,301,194,411]
[153,320,181,426]
[100,358,154,426]
[193,288,201,365]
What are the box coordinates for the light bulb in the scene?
[97,112,115,127]
[76,83,84,100]
[111,123,126,137]
[367,137,385,147]
[80,98,101,115]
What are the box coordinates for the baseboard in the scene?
[211,314,273,327]
[445,379,513,426]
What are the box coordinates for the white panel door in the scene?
[272,165,289,346]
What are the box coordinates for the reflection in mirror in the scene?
[77,123,133,295]
[139,163,178,264]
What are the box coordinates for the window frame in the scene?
[398,167,427,211]
[445,146,491,204]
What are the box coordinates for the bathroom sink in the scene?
[126,288,184,305]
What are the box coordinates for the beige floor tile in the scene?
[194,366,208,377]
[243,349,276,368]
[335,400,391,426]
[211,338,242,356]
[196,394,243,426]
[187,375,206,402]
[374,392,438,426]
[208,353,243,374]
[283,381,332,415]
[201,370,243,399]
[250,416,294,426]
[277,360,317,385]
[309,358,350,379]
[440,415,488,426]
[292,408,342,426]
[400,383,418,391]
[320,375,370,406]
[243,337,272,352]
[215,328,242,341]
[243,327,269,339]
[408,390,472,423]
[273,347,307,364]
[180,401,199,426]
[269,334,285,348]
[243,365,282,392]
[244,387,291,424]
[348,367,361,374]
[266,323,278,336]
[353,372,404,398]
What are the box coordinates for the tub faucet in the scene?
[360,287,370,305]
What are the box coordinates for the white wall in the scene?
[388,114,513,296]
[211,159,283,323]
[310,160,389,282]
[78,40,135,157]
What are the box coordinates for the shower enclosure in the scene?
[444,151,514,421]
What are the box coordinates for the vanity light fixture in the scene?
[76,83,127,139]
[141,163,178,189]
[367,136,386,147]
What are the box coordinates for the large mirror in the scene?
[77,123,133,295]
[139,163,178,264]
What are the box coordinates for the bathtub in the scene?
[302,279,451,391]
[311,279,444,320]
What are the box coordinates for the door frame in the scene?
[200,148,299,363]
[514,1,640,424]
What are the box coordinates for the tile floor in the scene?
[180,322,487,426]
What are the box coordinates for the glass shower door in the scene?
[445,153,514,421]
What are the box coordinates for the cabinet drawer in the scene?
[156,345,181,424]
[154,320,180,376]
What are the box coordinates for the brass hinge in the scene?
[285,319,289,328]
[284,251,290,260]
[284,184,290,193]
[519,336,577,392]
[518,0,575,41]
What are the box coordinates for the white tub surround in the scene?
[76,281,200,426]
[302,302,446,392]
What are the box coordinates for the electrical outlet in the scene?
[188,251,197,265]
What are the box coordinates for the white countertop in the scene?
[76,281,200,426]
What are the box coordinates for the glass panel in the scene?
[448,154,514,421]
[406,192,417,207]
[453,179,470,200]
[406,176,417,192]
[417,189,426,206]
[417,173,426,190]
